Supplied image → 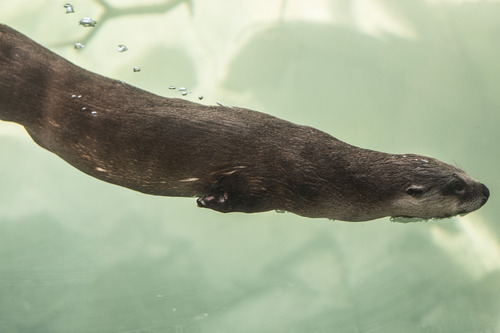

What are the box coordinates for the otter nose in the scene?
[480,183,490,200]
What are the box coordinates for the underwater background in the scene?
[1,0,499,332]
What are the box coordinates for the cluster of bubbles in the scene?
[64,4,139,72]
[63,4,227,106]
[168,86,204,100]
[167,87,232,108]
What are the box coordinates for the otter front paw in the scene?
[197,190,267,214]
[197,192,231,212]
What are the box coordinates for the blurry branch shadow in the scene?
[55,0,193,46]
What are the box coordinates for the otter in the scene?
[0,24,490,222]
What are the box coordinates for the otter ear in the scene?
[406,185,426,198]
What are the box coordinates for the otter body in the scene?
[0,24,489,221]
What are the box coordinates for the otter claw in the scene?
[197,192,228,208]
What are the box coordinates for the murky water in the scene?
[1,1,499,332]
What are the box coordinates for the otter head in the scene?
[389,154,489,221]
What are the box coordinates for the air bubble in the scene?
[198,96,204,100]
[79,17,97,27]
[64,4,74,14]
[133,67,141,72]
[117,44,128,52]
[91,111,97,117]
[168,86,176,90]
[74,43,84,49]
[178,87,186,91]
[181,91,188,96]
[275,209,286,214]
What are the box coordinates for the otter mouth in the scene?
[390,210,472,223]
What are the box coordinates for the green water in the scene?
[1,1,499,332]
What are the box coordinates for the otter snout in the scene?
[475,183,490,210]
[455,181,490,217]
[480,183,490,203]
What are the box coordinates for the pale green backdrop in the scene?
[1,0,499,332]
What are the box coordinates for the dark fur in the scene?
[0,24,489,221]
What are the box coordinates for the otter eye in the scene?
[406,185,425,198]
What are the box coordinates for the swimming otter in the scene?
[0,24,490,221]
